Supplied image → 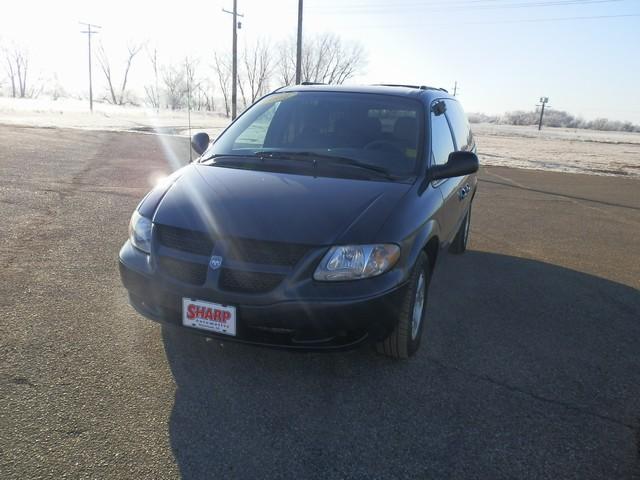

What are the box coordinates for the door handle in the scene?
[459,184,471,200]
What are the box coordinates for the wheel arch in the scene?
[403,218,440,276]
[423,236,439,273]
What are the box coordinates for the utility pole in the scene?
[222,1,243,120]
[79,22,101,112]
[295,0,303,84]
[453,81,458,96]
[537,96,549,130]
[186,58,192,162]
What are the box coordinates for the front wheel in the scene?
[376,253,430,359]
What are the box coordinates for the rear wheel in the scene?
[449,205,472,254]
[376,252,430,359]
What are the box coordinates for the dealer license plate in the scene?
[182,298,236,336]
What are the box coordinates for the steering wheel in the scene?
[363,140,405,156]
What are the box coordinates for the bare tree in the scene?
[183,57,216,112]
[161,64,186,110]
[238,39,273,109]
[143,46,161,111]
[4,51,16,98]
[144,54,214,112]
[96,44,116,104]
[119,43,143,104]
[193,80,215,111]
[276,40,296,87]
[48,73,67,100]
[97,42,144,105]
[278,33,366,86]
[213,52,231,117]
[184,56,198,109]
[3,44,30,98]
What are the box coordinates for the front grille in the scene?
[156,224,214,256]
[158,256,208,285]
[226,239,308,266]
[155,227,308,291]
[219,268,284,293]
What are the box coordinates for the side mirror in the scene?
[191,132,210,156]
[429,151,479,181]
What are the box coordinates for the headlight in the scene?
[129,210,152,254]
[313,244,400,281]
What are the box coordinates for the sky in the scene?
[1,0,639,122]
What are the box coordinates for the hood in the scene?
[150,164,411,245]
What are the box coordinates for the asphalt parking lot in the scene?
[1,125,639,479]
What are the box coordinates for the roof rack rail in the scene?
[373,83,448,93]
[300,81,326,86]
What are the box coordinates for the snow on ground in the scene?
[473,123,640,178]
[1,97,639,178]
[0,96,228,138]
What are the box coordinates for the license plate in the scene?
[182,298,236,336]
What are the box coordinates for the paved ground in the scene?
[1,125,639,479]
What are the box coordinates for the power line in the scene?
[461,12,640,24]
[326,12,640,29]
[308,0,624,14]
[79,22,101,113]
[311,0,614,6]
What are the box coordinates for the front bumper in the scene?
[119,245,409,351]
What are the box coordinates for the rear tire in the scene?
[376,253,430,359]
[449,205,472,254]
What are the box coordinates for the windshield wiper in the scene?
[199,153,246,163]
[202,151,314,166]
[252,151,395,179]
[252,150,315,164]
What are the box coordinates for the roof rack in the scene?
[270,82,326,94]
[373,83,448,93]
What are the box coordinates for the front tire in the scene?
[376,252,430,359]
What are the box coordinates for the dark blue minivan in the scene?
[119,84,478,358]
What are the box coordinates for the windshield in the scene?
[204,91,424,178]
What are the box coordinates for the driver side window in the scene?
[430,108,455,166]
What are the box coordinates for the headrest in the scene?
[394,117,417,142]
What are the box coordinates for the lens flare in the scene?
[148,171,169,188]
